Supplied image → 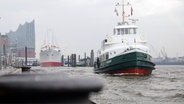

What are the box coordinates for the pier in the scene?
[61,50,95,67]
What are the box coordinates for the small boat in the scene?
[94,0,155,75]
[40,44,63,67]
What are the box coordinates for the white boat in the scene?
[94,0,155,75]
[40,44,63,67]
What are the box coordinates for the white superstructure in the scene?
[98,22,150,62]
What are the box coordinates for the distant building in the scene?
[0,35,9,66]
[0,35,9,55]
[5,20,35,58]
[152,56,184,65]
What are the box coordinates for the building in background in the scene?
[5,20,35,58]
[0,20,36,67]
[0,34,9,68]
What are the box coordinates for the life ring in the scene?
[140,35,145,41]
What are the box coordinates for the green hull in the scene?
[94,51,155,75]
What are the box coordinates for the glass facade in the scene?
[5,20,35,58]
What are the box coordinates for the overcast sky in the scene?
[0,0,184,58]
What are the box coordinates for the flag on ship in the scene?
[131,7,133,16]
[114,8,119,16]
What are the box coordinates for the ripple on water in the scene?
[31,66,184,104]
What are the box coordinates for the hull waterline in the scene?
[40,62,63,67]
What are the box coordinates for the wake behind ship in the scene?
[40,44,63,67]
[94,0,155,75]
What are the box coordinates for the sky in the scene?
[0,0,184,58]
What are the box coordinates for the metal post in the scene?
[67,55,70,67]
[25,46,27,66]
[3,43,7,69]
[61,55,64,66]
[0,54,1,70]
[71,54,73,67]
[70,54,76,67]
[84,52,87,67]
[73,54,76,67]
[78,55,80,62]
[90,50,94,67]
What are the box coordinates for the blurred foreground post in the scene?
[0,73,103,104]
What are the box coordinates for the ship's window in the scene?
[117,29,120,35]
[129,28,134,34]
[133,28,137,34]
[121,28,125,35]
[125,29,128,34]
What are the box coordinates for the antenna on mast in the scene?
[115,0,132,23]
[122,0,125,23]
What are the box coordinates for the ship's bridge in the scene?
[113,23,138,35]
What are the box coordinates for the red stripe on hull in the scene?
[113,68,152,75]
[40,62,64,67]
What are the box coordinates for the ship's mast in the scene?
[122,0,125,23]
[116,0,135,24]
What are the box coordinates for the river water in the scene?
[31,65,184,104]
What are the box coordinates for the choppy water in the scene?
[31,65,184,104]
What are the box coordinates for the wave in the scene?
[167,93,184,98]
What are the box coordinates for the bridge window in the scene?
[127,28,137,34]
[129,28,134,34]
[133,28,137,34]
[115,28,137,35]
[121,29,125,35]
[117,29,120,35]
[125,29,128,34]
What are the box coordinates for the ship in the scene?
[94,0,155,75]
[40,44,63,67]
